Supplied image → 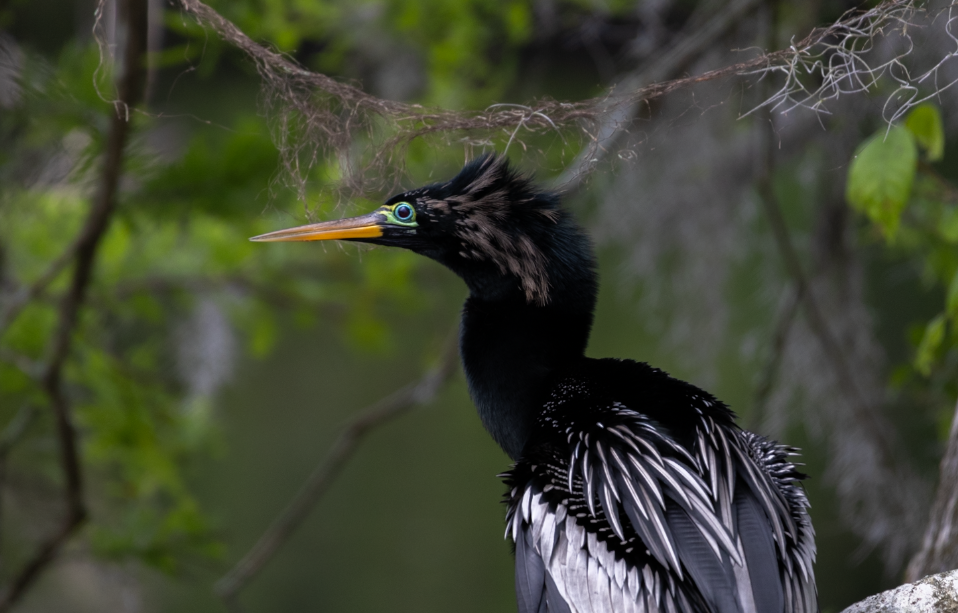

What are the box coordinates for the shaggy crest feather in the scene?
[432,155,558,304]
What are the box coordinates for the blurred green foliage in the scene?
[207,0,630,106]
[0,16,441,577]
[2,0,957,611]
[0,2,598,600]
[3,0,604,582]
[845,103,958,417]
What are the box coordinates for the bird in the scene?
[251,154,817,613]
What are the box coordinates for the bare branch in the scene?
[756,149,900,470]
[552,0,763,190]
[0,0,148,608]
[0,244,79,338]
[906,398,958,581]
[765,189,902,452]
[753,91,928,564]
[0,404,38,460]
[752,9,906,462]
[174,0,934,200]
[748,283,800,429]
[214,330,460,606]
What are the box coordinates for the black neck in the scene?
[458,261,596,460]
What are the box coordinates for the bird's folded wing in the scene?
[508,410,817,613]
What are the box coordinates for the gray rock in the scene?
[841,570,958,613]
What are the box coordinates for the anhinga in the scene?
[252,155,817,613]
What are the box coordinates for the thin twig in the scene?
[747,0,794,432]
[0,245,81,338]
[755,133,899,466]
[748,283,800,429]
[0,1,148,608]
[214,329,460,606]
[751,0,899,457]
[551,0,764,190]
[0,405,38,461]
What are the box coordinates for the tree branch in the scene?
[756,179,899,463]
[748,283,800,428]
[0,1,148,608]
[753,32,900,461]
[214,330,460,607]
[906,397,958,581]
[551,0,763,190]
[747,0,796,432]
[175,0,923,197]
[0,245,81,339]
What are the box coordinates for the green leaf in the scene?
[905,103,945,161]
[915,313,947,376]
[846,126,918,239]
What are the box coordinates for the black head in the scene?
[252,154,596,307]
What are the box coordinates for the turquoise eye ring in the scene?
[394,203,414,222]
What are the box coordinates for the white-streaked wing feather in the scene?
[506,385,818,613]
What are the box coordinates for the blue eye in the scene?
[394,203,414,221]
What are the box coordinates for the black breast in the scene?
[528,358,738,453]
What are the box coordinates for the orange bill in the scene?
[250,212,384,242]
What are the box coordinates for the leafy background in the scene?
[1,0,958,611]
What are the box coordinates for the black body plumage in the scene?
[253,154,817,612]
[503,360,816,613]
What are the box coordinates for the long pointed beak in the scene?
[250,212,384,242]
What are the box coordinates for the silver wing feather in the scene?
[505,409,817,613]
